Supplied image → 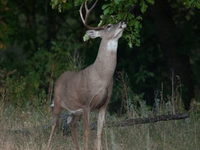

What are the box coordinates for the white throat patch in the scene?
[107,40,118,51]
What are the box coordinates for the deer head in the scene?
[80,0,126,46]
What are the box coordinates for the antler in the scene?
[79,0,105,30]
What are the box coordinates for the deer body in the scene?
[47,0,126,150]
[55,64,113,113]
[55,36,119,111]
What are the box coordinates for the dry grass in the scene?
[0,102,200,150]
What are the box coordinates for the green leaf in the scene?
[136,15,141,20]
[114,0,120,4]
[146,0,155,5]
[134,20,140,28]
[128,41,133,48]
[189,0,195,6]
[98,20,103,27]
[74,0,80,6]
[128,36,133,48]
[63,2,72,10]
[130,0,137,6]
[132,34,136,40]
[83,34,90,41]
[128,19,134,26]
[117,12,126,21]
[54,0,59,5]
[102,4,110,10]
[103,7,110,15]
[58,3,62,12]
[52,4,56,9]
[140,0,148,13]
[196,2,200,9]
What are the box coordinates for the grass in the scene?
[0,101,200,150]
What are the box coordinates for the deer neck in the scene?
[92,38,118,78]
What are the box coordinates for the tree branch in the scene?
[90,113,189,130]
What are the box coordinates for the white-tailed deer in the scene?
[47,0,126,150]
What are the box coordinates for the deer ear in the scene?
[86,30,101,39]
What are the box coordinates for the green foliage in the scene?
[93,0,154,47]
[2,75,41,108]
[140,0,148,13]
[26,41,68,81]
[26,40,83,89]
[184,0,200,9]
[0,39,83,108]
[134,66,154,84]
[138,99,151,118]
[0,0,16,49]
[110,70,146,117]
[110,69,186,117]
[50,0,155,47]
[190,100,200,119]
[50,0,84,12]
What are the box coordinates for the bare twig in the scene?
[171,69,175,115]
[47,65,54,106]
[117,70,130,119]
[0,86,6,144]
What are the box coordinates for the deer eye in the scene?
[107,24,112,29]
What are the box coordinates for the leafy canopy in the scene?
[50,0,200,47]
[50,0,155,47]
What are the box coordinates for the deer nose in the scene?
[120,21,127,29]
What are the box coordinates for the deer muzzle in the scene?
[120,21,127,29]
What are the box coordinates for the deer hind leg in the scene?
[69,114,82,150]
[47,111,62,150]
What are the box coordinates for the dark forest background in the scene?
[0,0,200,113]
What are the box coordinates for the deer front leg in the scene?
[97,106,107,150]
[83,108,90,150]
